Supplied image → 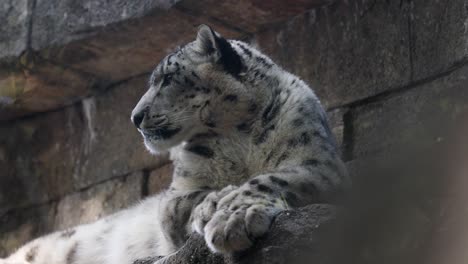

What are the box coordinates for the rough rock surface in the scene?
[255,0,411,109]
[0,0,31,59]
[351,66,468,159]
[31,0,181,50]
[410,0,468,80]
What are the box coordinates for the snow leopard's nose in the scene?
[132,108,147,129]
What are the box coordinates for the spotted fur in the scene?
[1,25,349,264]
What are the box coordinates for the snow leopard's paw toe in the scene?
[191,185,237,235]
[202,187,285,253]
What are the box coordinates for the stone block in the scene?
[0,57,100,121]
[351,66,468,159]
[0,106,83,214]
[255,0,411,108]
[39,9,241,82]
[54,172,144,230]
[411,0,468,80]
[148,163,173,195]
[31,0,180,50]
[0,0,30,60]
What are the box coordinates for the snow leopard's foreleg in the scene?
[192,163,347,253]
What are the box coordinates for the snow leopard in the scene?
[1,25,349,264]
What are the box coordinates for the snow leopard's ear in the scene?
[194,24,243,76]
[194,25,218,55]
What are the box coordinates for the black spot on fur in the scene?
[26,245,38,262]
[60,229,76,238]
[302,159,321,166]
[291,79,296,85]
[184,77,195,87]
[262,100,274,123]
[313,130,328,141]
[248,103,258,113]
[206,121,216,128]
[186,145,215,158]
[292,118,304,127]
[275,153,290,166]
[236,122,252,133]
[223,94,238,102]
[269,176,289,187]
[254,124,275,145]
[191,71,200,79]
[238,43,252,57]
[161,73,173,87]
[265,148,277,163]
[255,56,273,68]
[257,184,273,194]
[252,194,266,199]
[243,190,252,196]
[67,243,78,264]
[188,131,219,142]
[200,101,216,128]
[262,96,281,126]
[278,168,299,174]
[249,179,259,185]
[287,132,311,147]
[180,170,191,177]
[186,190,206,200]
[152,126,182,140]
[166,55,173,66]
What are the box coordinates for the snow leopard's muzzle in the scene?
[131,110,181,141]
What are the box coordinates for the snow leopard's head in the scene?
[132,25,262,153]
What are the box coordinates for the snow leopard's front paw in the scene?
[192,185,286,253]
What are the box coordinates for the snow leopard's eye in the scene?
[161,73,174,87]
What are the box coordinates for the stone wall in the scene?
[1,0,467,260]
